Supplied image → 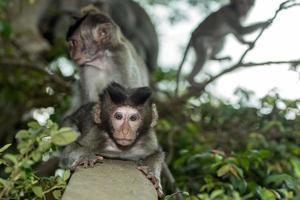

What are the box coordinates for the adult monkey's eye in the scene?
[69,39,77,47]
[129,114,139,121]
[114,112,123,120]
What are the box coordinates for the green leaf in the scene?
[0,20,11,38]
[0,144,11,153]
[0,177,9,187]
[258,188,276,200]
[231,176,247,193]
[291,158,300,178]
[265,174,297,189]
[15,130,30,139]
[3,154,18,165]
[32,152,41,162]
[0,159,6,166]
[217,164,231,177]
[27,121,41,129]
[210,189,224,199]
[52,190,62,200]
[32,186,43,198]
[182,191,189,196]
[51,127,78,146]
[63,170,71,181]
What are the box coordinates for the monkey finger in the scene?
[95,155,104,161]
[79,160,89,168]
[70,160,81,171]
[89,160,96,167]
[70,164,77,171]
[157,187,164,198]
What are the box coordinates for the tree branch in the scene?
[175,59,300,101]
[0,58,72,92]
[240,60,300,67]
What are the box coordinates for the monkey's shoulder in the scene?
[64,102,99,133]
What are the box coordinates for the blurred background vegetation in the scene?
[0,0,300,199]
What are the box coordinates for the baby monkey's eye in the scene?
[114,112,123,120]
[129,114,139,121]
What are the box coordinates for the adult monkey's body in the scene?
[103,0,159,71]
[176,0,270,93]
[66,8,149,103]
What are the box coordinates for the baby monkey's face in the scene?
[111,106,142,146]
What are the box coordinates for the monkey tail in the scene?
[162,162,185,200]
[175,39,192,97]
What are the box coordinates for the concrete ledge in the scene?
[62,159,158,200]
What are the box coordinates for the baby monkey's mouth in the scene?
[115,138,134,146]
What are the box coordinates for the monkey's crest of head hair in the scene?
[66,14,88,40]
[129,87,152,105]
[101,82,152,106]
[105,82,127,104]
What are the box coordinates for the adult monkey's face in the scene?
[67,11,119,67]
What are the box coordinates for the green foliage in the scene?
[0,120,77,199]
[158,83,300,199]
[0,1,299,199]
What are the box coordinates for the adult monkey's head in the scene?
[66,6,122,67]
[231,0,255,17]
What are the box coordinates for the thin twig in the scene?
[240,60,300,67]
[179,59,300,101]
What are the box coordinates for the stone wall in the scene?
[62,159,158,200]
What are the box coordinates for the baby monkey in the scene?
[60,82,164,197]
[176,0,270,91]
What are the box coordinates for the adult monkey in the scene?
[66,7,149,103]
[38,0,159,71]
[175,0,270,93]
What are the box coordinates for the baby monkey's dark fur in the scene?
[60,82,164,197]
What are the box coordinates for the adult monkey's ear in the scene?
[150,104,158,128]
[93,103,101,124]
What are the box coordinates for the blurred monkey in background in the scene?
[176,0,270,92]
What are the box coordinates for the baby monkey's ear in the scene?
[93,103,101,124]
